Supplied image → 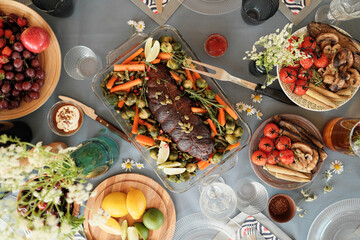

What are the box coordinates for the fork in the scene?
[245,225,257,240]
[184,59,295,105]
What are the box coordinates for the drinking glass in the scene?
[64,46,102,80]
[236,179,268,215]
[199,182,237,219]
[241,0,279,25]
[32,0,74,18]
[315,0,360,26]
[322,118,360,157]
[70,136,119,178]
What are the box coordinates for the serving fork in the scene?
[184,59,295,105]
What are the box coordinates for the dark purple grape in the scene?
[14,82,22,90]
[31,82,40,92]
[13,42,24,52]
[12,89,20,97]
[30,59,40,68]
[15,33,21,42]
[15,66,24,72]
[1,83,11,93]
[11,51,21,60]
[0,80,3,88]
[22,81,32,91]
[29,91,39,100]
[3,64,13,72]
[5,72,14,80]
[23,50,31,59]
[13,59,23,68]
[9,100,20,109]
[36,69,45,79]
[14,73,24,81]
[8,13,17,23]
[25,68,35,78]
[36,78,44,87]
[0,100,9,109]
[23,95,31,103]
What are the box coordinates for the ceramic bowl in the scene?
[267,194,296,223]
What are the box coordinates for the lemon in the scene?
[134,222,149,240]
[157,141,170,164]
[120,220,128,240]
[145,40,160,62]
[99,217,121,235]
[101,192,128,218]
[127,187,147,220]
[163,167,186,175]
[144,38,153,58]
[143,208,164,230]
[158,161,182,169]
[127,226,139,240]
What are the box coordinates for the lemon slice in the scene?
[99,217,122,235]
[128,226,139,240]
[163,167,186,175]
[157,141,170,164]
[144,37,153,58]
[158,161,182,169]
[120,220,128,240]
[145,40,160,62]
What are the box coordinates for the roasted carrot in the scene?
[190,64,201,79]
[157,136,172,142]
[131,106,139,134]
[106,75,118,90]
[135,135,155,146]
[170,71,182,82]
[191,107,207,114]
[215,94,238,120]
[218,108,226,126]
[227,142,240,150]
[185,68,196,90]
[206,119,217,137]
[150,59,161,64]
[128,61,143,65]
[117,99,125,108]
[110,79,142,93]
[157,52,172,60]
[197,160,211,171]
[139,119,153,130]
[121,47,144,65]
[114,63,145,72]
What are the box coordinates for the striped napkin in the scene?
[142,0,169,14]
[282,0,308,15]
[241,216,279,240]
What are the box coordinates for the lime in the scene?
[145,40,160,62]
[134,222,149,240]
[157,141,170,164]
[163,167,186,175]
[127,226,139,240]
[144,38,153,58]
[120,220,128,240]
[158,161,182,169]
[143,208,164,230]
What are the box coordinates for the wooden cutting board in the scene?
[84,174,176,240]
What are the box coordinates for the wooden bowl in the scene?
[267,194,296,223]
[0,0,61,120]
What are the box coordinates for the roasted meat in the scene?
[146,64,214,160]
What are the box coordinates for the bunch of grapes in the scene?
[0,12,46,110]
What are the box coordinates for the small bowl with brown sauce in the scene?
[267,194,296,223]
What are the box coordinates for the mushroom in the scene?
[316,33,339,48]
[289,143,319,173]
[323,44,332,58]
[348,68,360,87]
[333,48,354,71]
[291,142,313,156]
[329,71,347,92]
[323,74,335,84]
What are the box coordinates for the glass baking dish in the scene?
[92,25,251,193]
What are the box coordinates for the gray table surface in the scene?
[17,0,360,239]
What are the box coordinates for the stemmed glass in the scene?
[315,0,360,26]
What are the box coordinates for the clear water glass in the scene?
[315,0,360,26]
[236,180,268,215]
[198,174,225,193]
[199,182,237,219]
[64,46,102,80]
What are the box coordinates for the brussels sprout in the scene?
[149,126,159,138]
[107,94,118,106]
[225,134,238,145]
[136,98,146,108]
[225,121,236,134]
[137,125,147,135]
[195,78,208,89]
[149,148,158,160]
[225,113,234,121]
[186,163,197,173]
[139,108,151,119]
[159,36,173,43]
[125,108,136,118]
[182,153,193,161]
[125,93,137,106]
[211,153,223,164]
[169,151,179,161]
[182,79,193,89]
[166,175,179,183]
[172,42,182,51]
[121,111,130,120]
[204,89,215,99]
[233,126,244,137]
[179,171,191,182]
[167,59,180,70]
[160,42,173,53]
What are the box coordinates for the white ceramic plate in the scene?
[307,198,360,240]
[277,26,360,112]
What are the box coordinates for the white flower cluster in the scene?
[236,93,263,120]
[121,158,144,172]
[88,209,111,227]
[33,188,63,204]
[66,183,93,204]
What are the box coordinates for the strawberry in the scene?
[2,46,12,57]
[4,29,12,39]
[16,17,27,27]
[0,28,3,38]
[0,38,5,48]
[314,54,329,68]
[300,51,316,69]
[0,55,9,64]
[301,36,316,52]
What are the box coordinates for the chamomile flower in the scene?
[135,21,145,32]
[122,159,135,172]
[251,93,263,103]
[245,105,256,116]
[235,102,246,112]
[256,110,263,120]
[325,169,333,181]
[127,20,136,26]
[136,162,144,169]
[330,160,343,174]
